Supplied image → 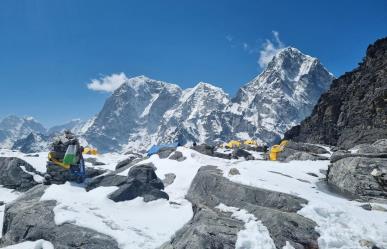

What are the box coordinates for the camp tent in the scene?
[147,142,180,157]
[225,140,241,148]
[269,140,289,161]
[83,147,98,155]
[244,140,257,146]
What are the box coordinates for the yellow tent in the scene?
[244,140,258,146]
[269,140,289,161]
[225,140,241,148]
[83,147,98,155]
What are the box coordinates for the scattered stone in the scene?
[297,178,311,183]
[25,154,39,157]
[169,151,186,161]
[232,148,253,160]
[109,163,169,202]
[360,204,372,211]
[86,173,127,191]
[0,201,4,206]
[228,168,240,176]
[359,239,379,249]
[163,173,176,187]
[191,144,214,157]
[269,171,293,178]
[307,172,319,177]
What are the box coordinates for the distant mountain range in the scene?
[1,47,334,153]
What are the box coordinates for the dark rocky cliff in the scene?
[285,37,387,149]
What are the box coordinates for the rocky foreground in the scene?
[0,141,386,249]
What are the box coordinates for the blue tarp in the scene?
[147,142,180,157]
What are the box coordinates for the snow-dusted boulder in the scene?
[0,185,119,249]
[0,157,41,191]
[161,166,319,249]
[109,163,169,202]
[327,141,387,199]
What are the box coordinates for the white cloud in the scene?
[226,34,234,42]
[87,72,128,92]
[258,31,285,69]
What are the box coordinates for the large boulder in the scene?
[0,185,120,249]
[0,157,40,191]
[327,155,387,199]
[108,163,169,202]
[161,166,319,249]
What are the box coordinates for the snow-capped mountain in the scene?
[84,47,334,152]
[85,76,183,152]
[0,116,47,149]
[11,132,51,153]
[48,118,94,136]
[157,82,232,145]
[230,47,335,143]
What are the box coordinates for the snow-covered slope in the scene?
[0,116,47,149]
[2,147,385,248]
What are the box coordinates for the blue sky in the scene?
[0,0,386,127]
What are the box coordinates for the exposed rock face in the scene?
[0,157,40,191]
[327,139,387,199]
[0,185,120,249]
[109,163,169,202]
[285,37,387,149]
[161,166,319,249]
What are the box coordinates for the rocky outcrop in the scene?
[0,185,120,249]
[161,166,319,249]
[327,139,387,199]
[0,157,40,191]
[109,163,169,202]
[285,37,387,149]
[277,141,329,162]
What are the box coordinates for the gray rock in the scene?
[163,173,176,187]
[0,201,4,206]
[109,163,169,202]
[228,168,240,175]
[86,173,127,191]
[327,156,387,199]
[169,151,186,161]
[158,147,177,159]
[286,141,329,154]
[191,144,214,156]
[161,166,319,249]
[232,148,252,160]
[0,185,120,249]
[278,148,328,162]
[115,156,143,170]
[0,157,40,191]
[360,204,372,211]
